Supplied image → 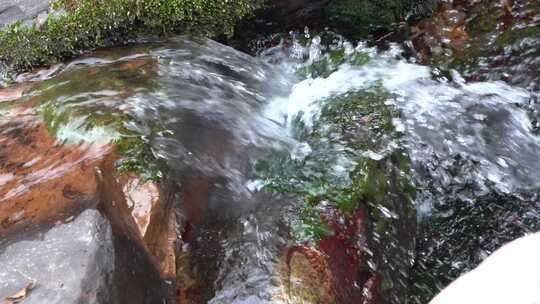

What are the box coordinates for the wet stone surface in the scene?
[0,209,115,303]
[0,108,111,235]
[0,37,301,304]
[411,0,540,90]
[0,0,50,28]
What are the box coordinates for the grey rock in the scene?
[36,11,48,27]
[0,209,115,303]
[0,203,169,304]
[0,0,50,28]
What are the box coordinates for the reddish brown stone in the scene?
[281,245,338,304]
[119,173,160,237]
[0,108,113,235]
[411,0,522,58]
[0,83,34,102]
[0,102,179,288]
[318,206,379,304]
[412,1,474,57]
[280,205,380,304]
[118,58,157,72]
[97,154,180,282]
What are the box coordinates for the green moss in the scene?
[114,130,165,182]
[38,102,166,182]
[316,87,396,149]
[40,99,166,181]
[39,89,164,182]
[297,48,371,79]
[256,84,415,243]
[292,202,333,241]
[496,26,539,49]
[327,0,408,39]
[0,0,263,79]
[18,59,166,182]
[466,3,505,37]
[0,98,19,117]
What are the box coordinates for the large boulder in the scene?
[0,97,173,303]
[0,108,109,235]
[0,205,168,304]
[0,209,115,303]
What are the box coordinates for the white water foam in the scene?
[263,39,538,196]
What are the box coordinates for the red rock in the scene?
[281,245,338,304]
[280,205,380,304]
[0,83,34,102]
[0,109,112,235]
[318,206,378,304]
[0,104,179,286]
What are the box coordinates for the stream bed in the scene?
[0,23,539,304]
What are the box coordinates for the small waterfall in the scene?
[1,31,539,303]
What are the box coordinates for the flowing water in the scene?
[0,29,539,303]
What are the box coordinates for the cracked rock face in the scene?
[0,0,50,28]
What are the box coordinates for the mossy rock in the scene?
[256,83,416,301]
[297,48,371,79]
[18,57,166,182]
[0,0,263,80]
[256,84,415,241]
[414,0,539,89]
[327,0,409,39]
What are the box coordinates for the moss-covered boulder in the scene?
[257,83,417,302]
[0,0,263,81]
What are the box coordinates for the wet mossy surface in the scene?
[495,25,539,49]
[414,0,540,89]
[256,84,416,243]
[326,0,411,40]
[0,0,263,80]
[21,58,167,182]
[406,4,540,298]
[113,129,165,182]
[297,48,371,79]
[256,84,417,302]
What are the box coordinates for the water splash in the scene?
[260,30,540,302]
[2,32,539,303]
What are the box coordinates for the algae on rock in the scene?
[327,0,409,39]
[19,56,167,182]
[0,0,263,80]
[256,83,417,301]
[411,0,540,90]
[258,84,415,238]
